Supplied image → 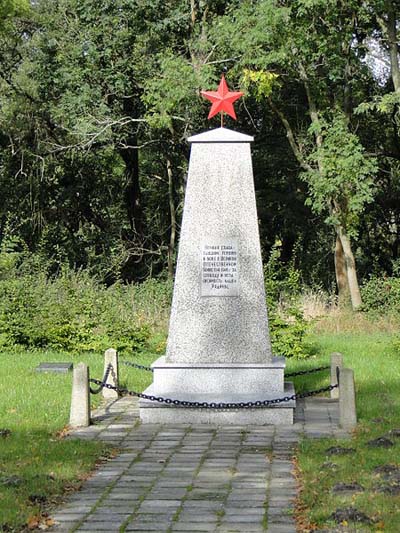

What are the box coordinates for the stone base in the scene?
[139,356,295,425]
[149,355,286,394]
[139,382,295,426]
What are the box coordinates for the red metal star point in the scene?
[201,75,243,121]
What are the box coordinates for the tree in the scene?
[214,0,378,308]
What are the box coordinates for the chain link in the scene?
[89,377,338,408]
[285,365,330,378]
[120,360,153,372]
[119,360,329,378]
[89,363,113,395]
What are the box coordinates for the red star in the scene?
[201,75,243,120]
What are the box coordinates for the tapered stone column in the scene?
[140,127,295,424]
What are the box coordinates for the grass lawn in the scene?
[0,347,156,531]
[1,331,399,531]
[293,332,400,532]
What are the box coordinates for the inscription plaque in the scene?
[201,238,239,297]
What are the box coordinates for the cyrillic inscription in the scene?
[201,239,239,297]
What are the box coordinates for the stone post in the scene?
[102,348,119,400]
[330,352,343,399]
[339,367,357,430]
[69,363,90,428]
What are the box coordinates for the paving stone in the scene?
[139,500,182,511]
[182,501,225,510]
[178,514,218,522]
[52,505,93,513]
[268,507,293,516]
[226,509,265,517]
[52,513,88,521]
[76,522,124,530]
[49,395,347,533]
[75,530,122,533]
[106,493,142,500]
[222,516,264,523]
[268,516,296,525]
[216,525,264,532]
[265,526,296,533]
[227,491,266,499]
[148,489,188,499]
[172,524,217,531]
[125,521,172,532]
[131,512,176,521]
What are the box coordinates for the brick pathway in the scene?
[51,397,349,533]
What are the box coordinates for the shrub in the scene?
[0,262,162,354]
[264,244,302,311]
[264,245,311,358]
[269,308,310,359]
[361,275,400,314]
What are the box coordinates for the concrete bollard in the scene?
[69,362,90,427]
[339,367,357,430]
[330,352,343,399]
[102,348,119,400]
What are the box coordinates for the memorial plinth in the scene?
[139,127,295,424]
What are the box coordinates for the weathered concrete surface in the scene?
[69,362,90,428]
[102,348,119,400]
[330,352,343,400]
[149,356,286,394]
[339,368,357,429]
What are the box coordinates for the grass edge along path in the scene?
[0,348,155,531]
[293,332,400,532]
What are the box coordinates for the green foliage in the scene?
[296,331,400,532]
[264,244,302,310]
[0,261,158,353]
[0,349,108,530]
[302,114,378,236]
[241,69,279,101]
[264,244,310,358]
[143,53,213,130]
[0,0,29,22]
[0,0,399,295]
[269,308,309,359]
[356,91,400,115]
[360,275,400,314]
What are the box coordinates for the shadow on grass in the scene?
[0,427,108,528]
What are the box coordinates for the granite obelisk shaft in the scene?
[166,127,272,364]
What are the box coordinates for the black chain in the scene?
[119,360,329,378]
[89,363,113,395]
[120,360,154,372]
[285,365,330,378]
[89,378,338,408]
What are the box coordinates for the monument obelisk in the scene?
[140,76,295,424]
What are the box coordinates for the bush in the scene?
[0,242,315,358]
[264,244,302,311]
[0,259,169,353]
[264,245,311,358]
[269,307,309,359]
[361,275,400,314]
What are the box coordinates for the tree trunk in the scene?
[336,225,362,310]
[334,235,350,306]
[118,96,144,236]
[386,1,400,93]
[119,136,143,235]
[166,156,176,279]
